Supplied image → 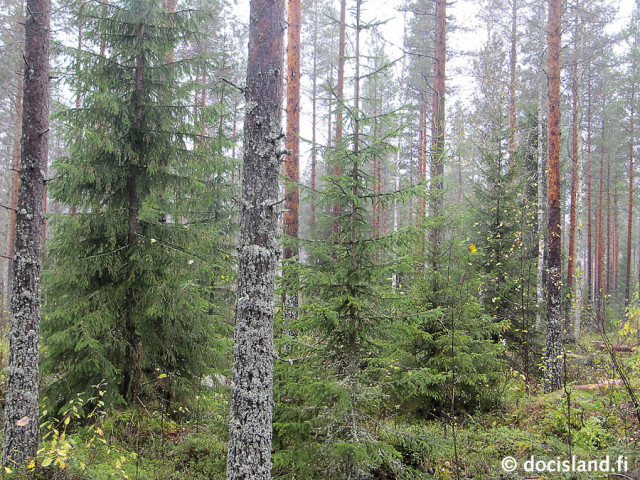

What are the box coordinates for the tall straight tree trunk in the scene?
[1,0,50,465]
[566,57,579,330]
[605,159,612,301]
[508,0,517,166]
[536,75,546,331]
[310,0,319,230]
[283,0,300,319]
[544,0,563,393]
[574,118,585,340]
[430,0,446,271]
[332,0,346,234]
[226,0,284,478]
[626,85,635,304]
[614,182,619,300]
[586,64,593,305]
[596,115,606,328]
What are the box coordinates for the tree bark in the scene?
[2,0,50,465]
[283,0,300,319]
[544,0,563,393]
[430,0,446,271]
[226,0,284,478]
[310,0,318,230]
[586,63,593,306]
[332,0,346,235]
[596,115,606,328]
[508,0,517,167]
[626,85,635,304]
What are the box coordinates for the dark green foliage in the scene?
[42,0,233,410]
[387,243,507,417]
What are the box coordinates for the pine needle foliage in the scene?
[42,0,233,410]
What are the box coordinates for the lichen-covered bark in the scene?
[544,0,563,393]
[2,0,50,465]
[226,0,284,478]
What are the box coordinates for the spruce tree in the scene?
[42,0,232,408]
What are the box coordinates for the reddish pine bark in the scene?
[430,0,446,268]
[586,65,593,304]
[283,0,300,262]
[596,116,606,328]
[544,0,563,393]
[567,63,579,294]
[332,0,346,234]
[626,86,635,304]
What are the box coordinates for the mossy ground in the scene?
[0,328,638,479]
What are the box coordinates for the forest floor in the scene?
[0,331,638,479]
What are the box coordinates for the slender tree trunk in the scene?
[586,64,593,306]
[606,152,611,302]
[536,76,546,331]
[544,0,563,393]
[626,85,635,304]
[310,0,318,230]
[332,0,346,234]
[283,0,300,320]
[2,0,50,465]
[430,0,446,271]
[574,118,584,340]
[614,182,619,301]
[508,0,517,167]
[226,0,284,477]
[566,57,579,331]
[596,115,606,328]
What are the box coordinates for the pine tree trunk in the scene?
[574,119,584,340]
[536,76,546,331]
[586,64,593,306]
[310,0,318,230]
[596,115,606,328]
[508,0,517,166]
[1,0,50,465]
[283,0,300,320]
[544,0,563,393]
[626,85,635,304]
[226,0,284,477]
[566,58,579,331]
[332,0,346,234]
[430,0,446,271]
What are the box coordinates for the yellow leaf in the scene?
[468,243,477,254]
[96,427,104,436]
[41,457,53,467]
[408,370,413,376]
[27,459,36,469]
[59,460,66,470]
[4,466,13,474]
[64,417,70,426]
[80,462,86,471]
